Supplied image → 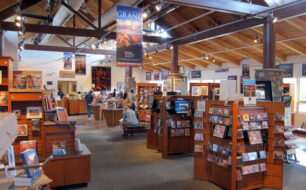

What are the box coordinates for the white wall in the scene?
[17,50,145,93]
[3,31,18,66]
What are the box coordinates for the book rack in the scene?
[194,100,285,190]
[136,83,156,121]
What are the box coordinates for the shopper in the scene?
[121,105,139,126]
[122,92,131,108]
[112,89,117,98]
[85,90,95,118]
[58,88,65,99]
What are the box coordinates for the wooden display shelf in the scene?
[0,56,13,113]
[136,83,157,121]
[194,100,285,190]
[43,144,91,187]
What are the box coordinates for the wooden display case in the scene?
[10,90,45,157]
[194,100,285,190]
[136,83,157,121]
[0,56,13,113]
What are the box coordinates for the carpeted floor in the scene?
[63,115,306,190]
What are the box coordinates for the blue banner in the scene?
[116,5,143,67]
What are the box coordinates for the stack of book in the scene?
[13,169,42,186]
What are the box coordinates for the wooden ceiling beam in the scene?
[141,65,153,72]
[207,38,262,63]
[228,32,287,61]
[165,0,270,15]
[188,43,240,65]
[144,64,162,72]
[154,64,171,71]
[252,27,306,57]
[284,18,306,32]
[157,51,197,69]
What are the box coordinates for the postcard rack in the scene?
[136,83,157,122]
[194,100,285,190]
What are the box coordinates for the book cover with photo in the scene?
[20,140,36,154]
[26,107,42,119]
[31,119,41,132]
[17,124,28,136]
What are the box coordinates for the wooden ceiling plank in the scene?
[284,18,306,32]
[145,64,162,72]
[189,43,240,65]
[207,38,262,63]
[179,46,219,67]
[252,27,306,57]
[228,32,287,61]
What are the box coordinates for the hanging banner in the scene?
[63,52,72,70]
[242,63,250,77]
[116,5,143,67]
[75,54,86,75]
[243,79,256,105]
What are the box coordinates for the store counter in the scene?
[102,109,123,127]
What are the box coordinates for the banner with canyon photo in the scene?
[116,6,142,67]
[75,54,86,75]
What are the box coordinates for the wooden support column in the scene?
[263,18,276,69]
[171,46,179,74]
[125,67,133,78]
[0,30,4,56]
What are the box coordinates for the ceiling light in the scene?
[16,14,22,21]
[203,53,209,60]
[212,57,215,62]
[155,4,161,12]
[143,11,148,19]
[268,12,278,23]
[272,17,278,23]
[254,34,258,43]
[91,44,96,49]
[149,56,152,59]
[15,21,21,27]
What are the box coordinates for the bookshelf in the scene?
[0,56,13,113]
[136,83,157,121]
[194,100,285,190]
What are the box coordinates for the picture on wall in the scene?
[146,72,151,80]
[117,82,125,92]
[63,52,73,70]
[276,63,293,78]
[92,67,111,91]
[242,63,250,77]
[75,54,86,75]
[154,73,160,80]
[17,124,28,136]
[303,63,306,76]
[191,70,201,78]
[161,71,169,80]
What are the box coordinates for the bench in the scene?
[123,124,146,138]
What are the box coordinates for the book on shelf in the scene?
[52,142,67,156]
[26,107,43,119]
[31,119,41,132]
[56,107,69,122]
[20,149,41,177]
[17,124,28,136]
[0,70,2,84]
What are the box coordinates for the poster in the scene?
[154,73,160,80]
[63,52,72,70]
[59,70,75,78]
[276,63,293,78]
[215,68,229,73]
[243,79,256,105]
[146,72,151,81]
[240,76,249,94]
[191,70,201,78]
[75,54,86,75]
[302,63,306,76]
[161,71,168,80]
[242,63,250,77]
[92,67,111,91]
[116,6,142,67]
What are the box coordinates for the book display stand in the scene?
[194,100,285,190]
[0,57,13,113]
[147,95,200,158]
[136,83,157,122]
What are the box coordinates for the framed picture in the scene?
[0,92,8,105]
[92,67,111,91]
[191,70,201,78]
[247,130,263,145]
[13,109,21,120]
[75,54,86,75]
[31,119,41,132]
[26,107,42,119]
[276,63,293,78]
[20,149,40,177]
[63,52,73,70]
[146,72,151,80]
[17,124,28,136]
[191,86,200,96]
[154,72,160,80]
[117,82,125,92]
[302,63,306,76]
[161,71,168,80]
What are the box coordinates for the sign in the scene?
[228,75,237,92]
[161,71,168,80]
[215,68,229,73]
[146,72,151,80]
[243,79,256,105]
[276,63,293,78]
[75,54,86,75]
[303,63,306,76]
[191,70,201,78]
[63,52,72,70]
[116,6,143,67]
[242,63,250,77]
[59,70,75,78]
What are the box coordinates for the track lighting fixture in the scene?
[268,12,278,23]
[149,56,152,59]
[167,44,173,50]
[203,53,209,60]
[15,20,21,27]
[155,0,164,12]
[91,44,96,49]
[212,57,215,63]
[254,34,258,43]
[16,14,22,21]
[19,38,24,50]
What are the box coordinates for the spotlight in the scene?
[155,4,161,12]
[212,57,215,63]
[143,11,148,19]
[18,27,25,35]
[91,44,96,49]
[268,12,278,23]
[19,44,24,50]
[254,34,258,43]
[16,14,22,21]
[273,17,278,23]
[15,21,21,27]
[203,53,209,60]
[149,56,152,59]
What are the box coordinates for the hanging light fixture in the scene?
[212,57,216,63]
[254,34,258,43]
[155,0,164,12]
[91,44,96,49]
[203,53,209,60]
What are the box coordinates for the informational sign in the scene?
[116,6,143,67]
[215,68,229,73]
[276,63,293,78]
[63,52,72,70]
[191,70,201,78]
[303,63,306,76]
[75,54,86,75]
[243,79,256,105]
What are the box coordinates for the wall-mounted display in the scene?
[92,67,111,91]
[191,70,201,78]
[63,52,73,70]
[146,72,151,80]
[302,63,306,76]
[13,71,43,89]
[154,73,160,80]
[75,54,86,75]
[161,71,168,80]
[26,107,42,119]
[276,63,293,78]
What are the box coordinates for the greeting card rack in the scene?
[136,83,157,122]
[194,100,285,190]
[160,95,200,158]
[0,56,13,113]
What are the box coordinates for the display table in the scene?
[103,109,123,127]
[92,105,103,120]
[68,100,87,115]
[43,144,91,187]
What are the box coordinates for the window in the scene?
[298,78,306,112]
